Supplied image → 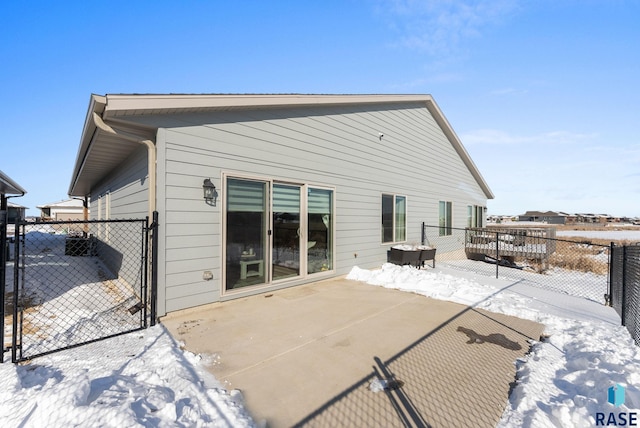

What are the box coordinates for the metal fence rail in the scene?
[421,223,610,303]
[7,218,152,362]
[610,244,640,345]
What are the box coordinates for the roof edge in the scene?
[68,93,493,200]
[0,169,27,196]
[424,99,494,200]
[68,94,106,196]
[102,93,434,115]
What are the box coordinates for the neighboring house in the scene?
[1,170,26,269]
[518,211,568,225]
[68,94,494,316]
[1,170,27,224]
[37,199,85,221]
[7,202,27,224]
[575,213,610,224]
[487,215,516,224]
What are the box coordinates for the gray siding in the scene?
[89,145,149,220]
[150,102,487,314]
[88,145,149,290]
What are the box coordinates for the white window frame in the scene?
[467,205,484,228]
[439,201,452,236]
[381,193,407,244]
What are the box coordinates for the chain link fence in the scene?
[420,224,610,303]
[610,244,640,345]
[6,219,151,362]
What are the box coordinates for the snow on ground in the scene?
[348,263,640,427]
[0,325,254,427]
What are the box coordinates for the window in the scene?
[382,194,407,243]
[467,205,484,228]
[476,206,484,228]
[439,201,452,236]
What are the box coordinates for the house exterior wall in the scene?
[88,145,149,286]
[51,209,84,221]
[146,102,488,314]
[89,146,149,220]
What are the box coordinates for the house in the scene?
[7,202,27,224]
[1,170,26,224]
[576,213,610,224]
[1,170,26,274]
[68,94,494,316]
[518,210,568,225]
[37,199,85,221]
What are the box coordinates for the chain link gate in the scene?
[8,218,153,362]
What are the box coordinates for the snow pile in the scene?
[0,325,254,427]
[348,263,640,427]
[347,264,496,306]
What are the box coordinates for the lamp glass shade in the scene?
[203,179,215,200]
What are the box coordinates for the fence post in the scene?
[621,245,627,327]
[421,222,425,245]
[12,220,21,363]
[607,242,614,307]
[142,217,149,329]
[495,231,499,279]
[150,211,159,327]
[0,208,5,364]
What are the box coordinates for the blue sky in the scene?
[1,0,638,217]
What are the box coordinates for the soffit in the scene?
[70,125,153,196]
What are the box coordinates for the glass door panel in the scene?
[272,184,301,281]
[225,178,268,290]
[308,188,333,274]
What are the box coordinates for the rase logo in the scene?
[610,384,626,407]
[595,384,638,426]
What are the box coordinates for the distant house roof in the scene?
[520,211,566,217]
[0,169,26,196]
[7,202,28,209]
[68,93,494,200]
[36,199,84,209]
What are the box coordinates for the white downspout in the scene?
[91,112,157,217]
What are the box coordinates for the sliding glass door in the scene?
[272,184,302,281]
[225,178,268,290]
[224,176,334,292]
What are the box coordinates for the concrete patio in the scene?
[161,276,545,427]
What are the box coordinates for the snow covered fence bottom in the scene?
[0,325,254,427]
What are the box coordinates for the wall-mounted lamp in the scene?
[203,178,217,206]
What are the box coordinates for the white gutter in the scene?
[0,169,27,197]
[91,112,157,216]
